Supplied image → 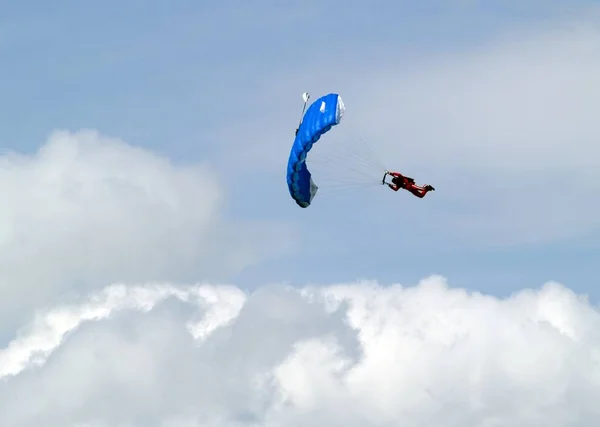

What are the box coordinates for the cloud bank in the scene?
[0,129,292,330]
[1,276,599,426]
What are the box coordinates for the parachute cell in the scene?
[286,93,345,208]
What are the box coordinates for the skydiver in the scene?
[383,171,435,198]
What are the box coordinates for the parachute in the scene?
[286,93,345,207]
[286,92,387,208]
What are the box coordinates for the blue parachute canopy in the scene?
[286,93,345,208]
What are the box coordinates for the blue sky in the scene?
[3,3,600,426]
[1,0,599,300]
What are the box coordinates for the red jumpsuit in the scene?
[387,172,434,198]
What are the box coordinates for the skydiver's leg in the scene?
[407,185,432,198]
[408,188,427,198]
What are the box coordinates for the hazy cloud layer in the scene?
[2,276,599,426]
[212,17,600,245]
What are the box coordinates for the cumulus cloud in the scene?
[0,129,292,331]
[2,276,599,426]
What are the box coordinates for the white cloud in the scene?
[0,283,246,378]
[0,129,293,332]
[2,276,600,426]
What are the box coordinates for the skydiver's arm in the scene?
[388,183,400,191]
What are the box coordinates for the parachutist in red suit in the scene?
[383,171,435,198]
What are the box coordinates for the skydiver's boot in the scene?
[425,185,435,191]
